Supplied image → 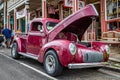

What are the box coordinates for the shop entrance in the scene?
[86,0,101,40]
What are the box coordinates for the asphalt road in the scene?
[0,48,120,80]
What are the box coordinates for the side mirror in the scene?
[40,30,43,33]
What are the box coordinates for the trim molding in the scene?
[7,0,25,12]
[19,52,38,60]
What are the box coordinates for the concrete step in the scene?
[104,57,120,73]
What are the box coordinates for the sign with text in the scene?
[16,9,26,19]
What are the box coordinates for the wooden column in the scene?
[59,3,63,20]
[100,0,107,32]
[14,9,17,31]
[3,1,7,28]
[42,0,47,18]
[73,0,79,13]
[7,14,10,28]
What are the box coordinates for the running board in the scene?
[19,52,38,60]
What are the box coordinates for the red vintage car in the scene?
[11,4,110,76]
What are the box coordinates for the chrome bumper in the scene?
[68,62,108,69]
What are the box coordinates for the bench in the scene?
[101,31,120,46]
[102,31,120,42]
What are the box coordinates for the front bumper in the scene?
[68,62,108,69]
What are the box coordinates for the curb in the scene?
[109,58,120,63]
[103,65,120,73]
[103,57,120,73]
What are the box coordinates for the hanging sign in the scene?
[16,9,26,19]
[64,0,73,8]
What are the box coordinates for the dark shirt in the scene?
[2,28,11,39]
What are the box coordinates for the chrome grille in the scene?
[83,52,103,63]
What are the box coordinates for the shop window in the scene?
[108,21,120,31]
[106,0,120,19]
[109,22,117,30]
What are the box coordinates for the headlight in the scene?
[105,45,110,54]
[69,43,76,55]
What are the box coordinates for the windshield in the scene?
[46,22,58,30]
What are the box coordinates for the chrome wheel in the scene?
[45,55,55,73]
[12,45,16,57]
[11,43,20,59]
[44,50,63,76]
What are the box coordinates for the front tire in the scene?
[44,50,63,76]
[11,43,20,59]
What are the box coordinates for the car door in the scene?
[27,22,45,56]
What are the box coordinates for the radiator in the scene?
[83,52,103,63]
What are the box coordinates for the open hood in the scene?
[48,4,98,41]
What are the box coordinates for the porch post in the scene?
[100,0,106,32]
[7,13,10,28]
[59,4,63,20]
[42,0,47,18]
[73,0,78,13]
[3,1,7,28]
[14,9,17,31]
[25,0,30,33]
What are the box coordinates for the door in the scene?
[27,22,45,56]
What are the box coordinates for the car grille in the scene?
[83,52,103,63]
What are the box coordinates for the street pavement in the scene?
[0,48,120,80]
[0,51,53,80]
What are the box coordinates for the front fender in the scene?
[90,41,106,51]
[38,40,74,67]
[13,37,22,52]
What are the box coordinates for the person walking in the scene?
[2,26,11,48]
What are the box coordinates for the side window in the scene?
[46,22,58,30]
[31,22,42,31]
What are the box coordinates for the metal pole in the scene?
[91,17,95,49]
